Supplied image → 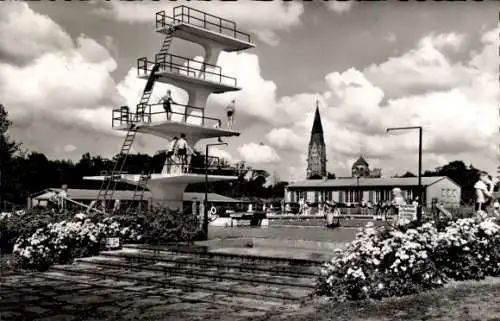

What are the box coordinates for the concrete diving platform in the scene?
[112,104,239,145]
[138,56,239,91]
[84,173,237,211]
[156,6,255,52]
[137,56,240,107]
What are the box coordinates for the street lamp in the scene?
[203,140,228,240]
[356,175,360,204]
[386,126,423,221]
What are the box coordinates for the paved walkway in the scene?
[0,226,347,320]
[0,271,289,321]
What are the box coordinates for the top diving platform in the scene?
[156,6,255,52]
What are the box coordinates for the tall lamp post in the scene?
[203,141,228,240]
[356,175,360,204]
[386,126,423,221]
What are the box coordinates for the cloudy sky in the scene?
[0,1,498,182]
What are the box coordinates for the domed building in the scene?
[351,156,370,177]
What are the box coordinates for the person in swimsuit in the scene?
[163,136,178,174]
[176,134,194,173]
[225,99,235,129]
[159,89,174,120]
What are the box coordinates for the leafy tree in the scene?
[0,104,21,206]
[400,171,416,178]
[424,160,481,204]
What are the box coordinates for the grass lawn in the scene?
[247,278,500,321]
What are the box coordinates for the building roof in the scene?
[352,156,369,168]
[33,189,244,203]
[287,176,458,189]
[183,192,248,203]
[311,101,324,135]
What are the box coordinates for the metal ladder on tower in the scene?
[126,171,151,214]
[135,29,175,121]
[92,28,176,213]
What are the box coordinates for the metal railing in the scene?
[149,53,237,88]
[112,103,222,128]
[162,154,230,175]
[155,5,251,43]
[137,56,237,88]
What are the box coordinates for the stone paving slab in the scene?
[51,262,310,301]
[0,270,284,321]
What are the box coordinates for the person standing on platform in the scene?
[159,89,174,121]
[176,133,194,173]
[225,99,235,129]
[474,171,493,217]
[163,136,178,174]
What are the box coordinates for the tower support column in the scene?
[146,180,189,211]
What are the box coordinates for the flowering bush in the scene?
[13,220,105,270]
[12,214,143,271]
[317,217,500,301]
[0,209,56,254]
[10,206,202,271]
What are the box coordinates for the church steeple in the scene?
[311,98,324,134]
[307,99,327,179]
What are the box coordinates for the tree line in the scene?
[0,104,488,208]
[0,104,287,208]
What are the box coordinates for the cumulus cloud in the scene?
[0,3,73,65]
[91,1,304,46]
[63,144,77,152]
[207,146,233,163]
[237,143,281,164]
[364,32,472,99]
[0,3,125,137]
[385,33,397,43]
[266,128,305,151]
[3,2,499,181]
[255,26,498,177]
[421,32,466,52]
[326,1,356,14]
[200,25,498,177]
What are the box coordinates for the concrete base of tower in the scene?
[114,121,240,147]
[83,173,237,212]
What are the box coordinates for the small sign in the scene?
[105,237,120,249]
[398,205,417,225]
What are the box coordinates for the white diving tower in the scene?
[84,5,255,212]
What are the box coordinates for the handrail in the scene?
[155,6,251,43]
[156,54,238,87]
[156,52,221,71]
[111,103,222,128]
[137,56,237,88]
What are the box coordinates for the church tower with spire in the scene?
[307,99,327,179]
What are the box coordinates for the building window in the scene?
[441,189,445,197]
